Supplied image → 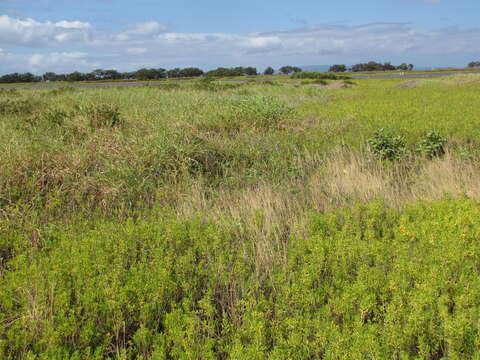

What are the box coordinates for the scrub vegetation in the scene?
[1,75,480,359]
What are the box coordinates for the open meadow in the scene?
[1,75,480,359]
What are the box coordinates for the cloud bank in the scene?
[0,14,479,73]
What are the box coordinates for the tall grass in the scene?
[1,75,480,358]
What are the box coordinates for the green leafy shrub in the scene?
[368,129,407,160]
[416,130,447,158]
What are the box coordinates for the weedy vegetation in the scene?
[1,75,480,359]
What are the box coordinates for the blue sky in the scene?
[0,0,479,73]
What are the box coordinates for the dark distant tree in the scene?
[263,66,275,75]
[468,61,480,68]
[22,73,41,82]
[279,66,294,74]
[87,69,121,80]
[244,67,258,76]
[42,72,58,82]
[292,66,302,73]
[121,72,135,79]
[232,67,244,76]
[329,64,347,72]
[383,62,396,71]
[167,68,182,78]
[91,69,105,80]
[0,72,40,83]
[104,69,122,80]
[178,67,204,77]
[135,68,166,80]
[408,64,414,71]
[66,71,85,82]
[350,61,413,72]
[206,67,258,77]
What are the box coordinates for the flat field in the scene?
[1,75,480,359]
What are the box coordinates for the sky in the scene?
[0,0,479,74]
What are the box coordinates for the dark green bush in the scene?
[368,129,407,160]
[416,130,447,158]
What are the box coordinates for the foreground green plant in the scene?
[368,129,407,160]
[416,130,447,159]
[1,198,480,359]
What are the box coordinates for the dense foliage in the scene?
[350,62,414,72]
[2,199,480,359]
[205,67,258,77]
[367,129,407,161]
[0,67,205,84]
[468,61,480,68]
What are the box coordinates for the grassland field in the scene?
[1,74,480,359]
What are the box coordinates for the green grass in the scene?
[1,75,480,358]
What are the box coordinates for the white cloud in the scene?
[0,15,91,46]
[55,20,91,29]
[0,14,479,73]
[116,21,168,41]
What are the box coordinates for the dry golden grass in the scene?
[175,149,480,258]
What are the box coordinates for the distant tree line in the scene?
[205,67,258,77]
[329,62,414,72]
[0,67,205,84]
[468,61,480,68]
[0,65,308,84]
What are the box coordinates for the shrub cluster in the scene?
[368,129,447,160]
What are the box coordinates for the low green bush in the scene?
[416,130,447,158]
[367,129,407,160]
